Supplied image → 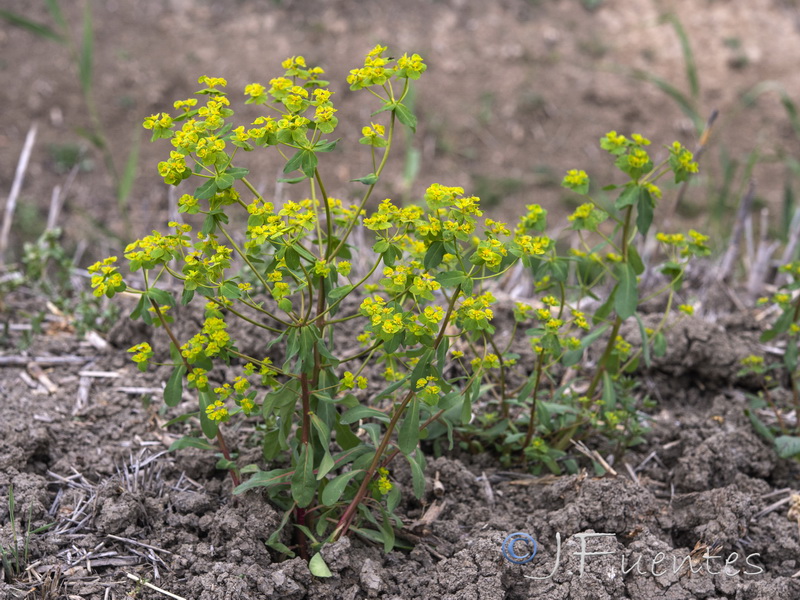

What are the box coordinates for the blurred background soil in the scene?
[2,0,800,262]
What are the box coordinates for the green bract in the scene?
[97,46,708,563]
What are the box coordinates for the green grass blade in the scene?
[79,1,93,96]
[661,13,699,102]
[631,69,703,134]
[741,80,782,107]
[783,181,795,242]
[117,128,140,205]
[779,90,800,139]
[23,504,33,571]
[44,0,67,30]
[0,10,66,43]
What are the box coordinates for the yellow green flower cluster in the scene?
[612,336,632,359]
[740,354,766,372]
[471,354,501,370]
[363,198,423,231]
[472,238,508,271]
[124,226,192,272]
[455,292,496,333]
[655,229,710,257]
[360,295,408,340]
[340,371,368,391]
[89,256,126,298]
[360,122,387,147]
[181,316,231,363]
[779,261,800,281]
[375,467,393,495]
[568,203,608,232]
[416,376,442,405]
[128,342,153,372]
[347,45,426,90]
[516,204,548,234]
[562,169,590,194]
[187,367,209,390]
[669,141,699,182]
[205,399,229,421]
[599,131,655,179]
[380,262,441,300]
[182,236,234,291]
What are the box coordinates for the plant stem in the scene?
[521,352,545,451]
[147,298,240,487]
[586,205,634,401]
[488,336,509,418]
[332,285,461,541]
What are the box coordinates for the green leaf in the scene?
[394,102,417,132]
[378,506,396,553]
[784,339,798,371]
[614,263,638,320]
[340,406,390,425]
[277,175,308,184]
[284,246,301,270]
[436,271,466,288]
[316,451,335,481]
[653,331,667,356]
[198,389,219,439]
[328,284,353,301]
[216,172,234,190]
[424,241,445,271]
[761,309,795,342]
[220,281,241,299]
[334,417,361,451]
[283,149,306,174]
[164,365,186,407]
[602,372,616,410]
[628,244,645,275]
[636,188,655,236]
[406,452,425,499]
[745,407,775,443]
[309,553,332,577]
[386,483,401,514]
[129,295,145,320]
[169,436,215,452]
[349,526,385,546]
[291,444,316,507]
[398,398,420,456]
[300,150,319,178]
[634,314,651,369]
[321,469,364,506]
[233,468,292,495]
[226,166,249,180]
[0,10,66,43]
[351,173,379,185]
[147,288,175,307]
[314,138,339,153]
[775,435,800,459]
[615,184,640,210]
[195,178,218,200]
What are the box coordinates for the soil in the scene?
[1,286,800,600]
[2,1,800,599]
[3,0,800,254]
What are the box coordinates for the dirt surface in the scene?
[1,289,800,599]
[3,0,800,256]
